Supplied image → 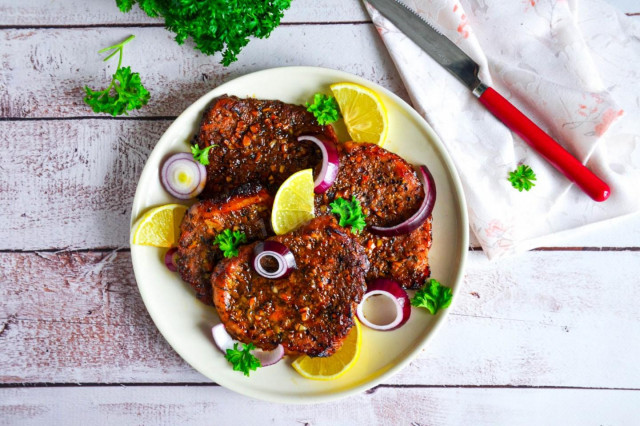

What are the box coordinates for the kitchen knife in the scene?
[366,0,610,202]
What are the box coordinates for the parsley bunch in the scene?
[330,196,367,233]
[306,93,340,125]
[225,343,261,376]
[214,229,247,258]
[84,35,150,116]
[508,164,537,192]
[116,0,292,66]
[411,278,453,315]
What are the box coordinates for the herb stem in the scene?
[98,35,136,55]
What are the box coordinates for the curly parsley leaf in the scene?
[191,144,214,166]
[330,196,367,233]
[410,278,453,315]
[84,35,150,116]
[214,229,247,258]
[116,0,292,66]
[306,93,340,125]
[225,342,261,376]
[508,164,537,192]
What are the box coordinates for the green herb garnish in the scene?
[83,35,150,116]
[225,342,261,376]
[508,164,537,192]
[330,196,367,233]
[306,93,340,125]
[116,0,292,66]
[191,144,214,166]
[214,229,247,258]
[410,278,453,315]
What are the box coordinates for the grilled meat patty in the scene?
[212,215,369,357]
[176,184,273,305]
[194,95,338,197]
[315,141,424,227]
[315,141,431,288]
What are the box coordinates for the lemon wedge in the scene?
[330,82,389,146]
[292,319,362,381]
[271,169,315,235]
[131,204,188,247]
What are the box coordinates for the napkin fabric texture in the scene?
[365,0,640,258]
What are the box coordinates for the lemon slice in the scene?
[292,319,362,381]
[330,82,389,146]
[271,169,315,235]
[131,204,188,247]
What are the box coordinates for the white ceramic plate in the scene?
[130,66,468,403]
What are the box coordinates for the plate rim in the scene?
[130,65,468,404]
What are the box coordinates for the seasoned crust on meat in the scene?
[176,184,273,305]
[355,217,432,289]
[315,141,424,227]
[194,95,338,197]
[212,216,369,357]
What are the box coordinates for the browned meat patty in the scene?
[355,218,432,289]
[315,141,424,227]
[212,215,369,357]
[315,141,431,289]
[176,184,273,305]
[194,95,338,197]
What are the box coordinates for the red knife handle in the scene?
[478,86,610,202]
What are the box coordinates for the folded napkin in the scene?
[365,0,640,258]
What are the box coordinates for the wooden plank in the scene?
[0,25,406,119]
[0,0,637,26]
[0,0,370,26]
[2,251,639,386]
[1,386,638,424]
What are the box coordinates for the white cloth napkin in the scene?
[365,0,640,258]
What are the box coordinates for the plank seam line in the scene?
[0,116,177,122]
[0,21,371,30]
[0,383,638,391]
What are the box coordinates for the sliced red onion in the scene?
[251,241,296,279]
[356,278,411,331]
[164,247,178,272]
[298,135,339,193]
[160,152,206,199]
[370,164,436,236]
[211,323,284,367]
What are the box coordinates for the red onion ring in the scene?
[298,135,340,193]
[164,247,178,272]
[251,241,296,279]
[356,278,411,331]
[211,324,284,367]
[160,152,206,199]
[370,164,436,236]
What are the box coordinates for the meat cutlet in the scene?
[176,184,273,305]
[315,141,432,289]
[194,95,338,197]
[212,215,369,357]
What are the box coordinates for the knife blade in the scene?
[366,0,610,202]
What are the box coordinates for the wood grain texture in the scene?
[1,385,639,425]
[0,26,406,118]
[2,251,639,387]
[0,0,370,26]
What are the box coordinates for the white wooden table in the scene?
[1,1,639,424]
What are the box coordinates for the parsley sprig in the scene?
[116,0,292,66]
[306,93,340,125]
[508,164,537,192]
[191,144,214,166]
[330,196,367,233]
[83,35,150,116]
[410,278,453,315]
[225,342,261,376]
[214,229,247,258]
